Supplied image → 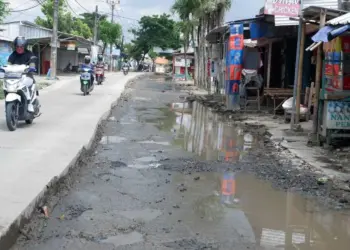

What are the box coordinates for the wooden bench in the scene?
[264,88,294,116]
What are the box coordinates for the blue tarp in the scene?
[312,25,350,43]
[312,26,334,42]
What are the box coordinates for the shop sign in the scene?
[67,43,76,50]
[174,58,190,67]
[326,101,350,129]
[264,0,301,17]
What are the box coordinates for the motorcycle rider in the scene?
[7,36,38,113]
[81,55,94,83]
[122,59,131,71]
[96,54,105,80]
[97,54,104,66]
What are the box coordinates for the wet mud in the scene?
[11,75,350,250]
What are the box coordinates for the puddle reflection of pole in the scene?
[221,172,236,205]
[191,102,199,153]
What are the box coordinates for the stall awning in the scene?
[205,25,228,44]
[327,12,350,26]
[206,17,266,44]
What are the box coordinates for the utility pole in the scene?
[106,0,118,71]
[50,0,59,80]
[93,5,98,45]
[119,34,124,70]
[290,0,303,130]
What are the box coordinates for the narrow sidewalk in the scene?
[0,72,142,249]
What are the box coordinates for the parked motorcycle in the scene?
[63,62,72,73]
[80,67,94,96]
[95,65,104,85]
[122,66,129,75]
[0,56,41,131]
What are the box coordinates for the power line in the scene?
[9,1,44,12]
[73,0,90,13]
[65,0,79,16]
[100,11,139,22]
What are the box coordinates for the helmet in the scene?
[97,54,103,61]
[84,55,91,64]
[14,36,28,54]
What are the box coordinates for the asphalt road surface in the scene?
[11,75,350,250]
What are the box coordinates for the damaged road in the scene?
[12,75,350,250]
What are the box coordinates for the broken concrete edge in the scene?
[0,74,146,250]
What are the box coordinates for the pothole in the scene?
[111,161,128,169]
[163,239,219,249]
[138,140,170,146]
[118,208,162,222]
[64,204,93,220]
[100,136,127,144]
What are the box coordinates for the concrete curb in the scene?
[0,74,145,250]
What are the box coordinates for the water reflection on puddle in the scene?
[145,101,350,249]
[171,171,350,250]
[166,102,257,162]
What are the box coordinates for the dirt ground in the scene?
[11,75,350,250]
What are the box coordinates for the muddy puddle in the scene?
[153,101,259,162]
[140,101,350,249]
[168,171,350,249]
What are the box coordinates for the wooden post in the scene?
[296,22,305,124]
[307,82,314,121]
[312,10,326,134]
[267,41,272,89]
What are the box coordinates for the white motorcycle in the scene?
[0,58,41,131]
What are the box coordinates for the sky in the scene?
[6,0,265,41]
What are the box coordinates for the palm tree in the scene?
[171,0,231,89]
[172,0,197,82]
[176,21,192,81]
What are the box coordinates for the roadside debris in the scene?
[39,206,49,218]
[317,177,329,185]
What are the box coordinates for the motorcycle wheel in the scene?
[83,85,88,96]
[6,102,18,131]
[25,119,33,124]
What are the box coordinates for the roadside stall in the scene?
[306,11,350,145]
[172,52,194,81]
[318,35,350,144]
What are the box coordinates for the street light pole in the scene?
[50,0,59,80]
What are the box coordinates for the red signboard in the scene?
[344,76,350,90]
[342,37,350,53]
[264,0,300,17]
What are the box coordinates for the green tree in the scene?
[99,20,122,54]
[80,12,108,40]
[35,0,92,38]
[148,49,158,62]
[71,18,92,39]
[123,43,143,64]
[131,14,181,61]
[0,0,9,22]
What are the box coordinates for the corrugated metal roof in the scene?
[274,0,340,26]
[327,12,350,25]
